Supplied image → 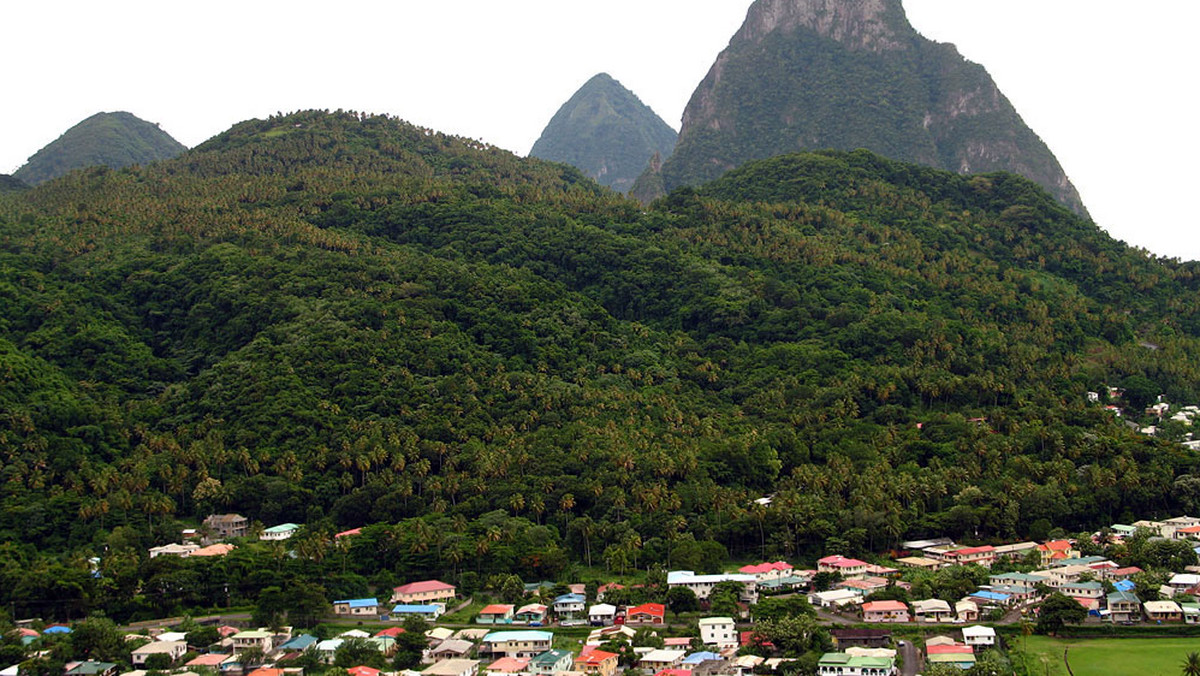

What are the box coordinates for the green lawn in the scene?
[1014,635,1200,675]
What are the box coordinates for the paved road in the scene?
[898,639,921,676]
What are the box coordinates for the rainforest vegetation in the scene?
[3,110,1200,622]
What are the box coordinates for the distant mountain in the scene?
[14,111,187,185]
[0,174,27,194]
[656,0,1087,215]
[530,73,678,194]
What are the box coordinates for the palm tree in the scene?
[1182,651,1200,676]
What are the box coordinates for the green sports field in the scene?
[1014,635,1200,675]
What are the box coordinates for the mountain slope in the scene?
[13,111,187,185]
[0,174,26,194]
[658,0,1087,215]
[2,112,1200,622]
[530,73,678,194]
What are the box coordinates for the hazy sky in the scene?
[3,1,1197,260]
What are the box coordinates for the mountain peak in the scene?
[530,73,677,194]
[736,0,908,51]
[663,0,1088,216]
[14,111,186,185]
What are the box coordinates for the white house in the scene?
[699,617,737,649]
[667,570,758,603]
[260,523,300,541]
[962,626,996,647]
[131,641,187,667]
[588,604,617,626]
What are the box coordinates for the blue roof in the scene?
[971,591,1011,602]
[554,593,585,604]
[393,604,441,613]
[279,634,319,651]
[1114,579,1136,592]
[43,626,72,634]
[683,652,722,664]
[335,598,379,608]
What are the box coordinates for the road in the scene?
[898,639,921,676]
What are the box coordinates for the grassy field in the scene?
[1014,635,1200,675]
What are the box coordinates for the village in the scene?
[11,508,1200,676]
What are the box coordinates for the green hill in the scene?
[13,111,187,185]
[657,0,1088,215]
[530,73,678,194]
[1,110,1197,622]
[0,174,27,194]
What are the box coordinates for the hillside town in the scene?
[10,509,1200,676]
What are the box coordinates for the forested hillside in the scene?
[2,110,1199,621]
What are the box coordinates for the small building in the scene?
[911,599,953,623]
[334,598,381,617]
[485,657,531,676]
[149,543,200,558]
[962,625,995,647]
[1145,600,1183,622]
[817,556,870,580]
[514,603,548,625]
[698,617,737,649]
[477,604,516,625]
[626,603,666,625]
[64,663,119,676]
[428,639,474,662]
[231,630,274,654]
[894,556,944,571]
[423,659,481,676]
[482,631,554,658]
[203,514,249,540]
[738,561,794,582]
[392,580,456,605]
[131,641,187,667]
[816,652,895,676]
[861,601,909,623]
[260,523,300,541]
[391,604,444,621]
[588,604,617,626]
[809,589,863,609]
[576,649,619,676]
[667,571,758,603]
[528,649,573,675]
[552,594,586,620]
[830,629,891,649]
[638,649,687,671]
[1107,591,1141,623]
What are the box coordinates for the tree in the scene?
[253,586,287,630]
[69,616,126,663]
[1182,651,1200,676]
[143,652,174,670]
[666,586,699,617]
[334,637,386,669]
[1035,593,1087,635]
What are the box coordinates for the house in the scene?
[588,604,617,626]
[427,639,473,662]
[131,641,187,667]
[738,561,794,582]
[816,652,895,676]
[911,599,953,623]
[334,598,380,617]
[260,523,300,541]
[968,590,1011,607]
[345,668,379,676]
[988,572,1047,590]
[993,542,1040,560]
[861,601,909,623]
[528,649,573,675]
[926,646,975,671]
[586,626,636,646]
[203,514,249,540]
[1104,566,1143,581]
[1038,540,1078,564]
[64,663,119,676]
[482,631,554,658]
[1183,604,1200,624]
[393,580,456,605]
[638,649,687,671]
[835,577,889,595]
[423,659,481,676]
[186,654,231,670]
[681,651,723,672]
[1169,573,1200,592]
[938,546,996,568]
[576,649,619,676]
[698,617,737,649]
[1145,600,1183,622]
[477,604,516,625]
[231,630,274,654]
[962,626,995,647]
[149,543,200,558]
[485,657,530,676]
[190,543,236,557]
[626,603,666,625]
[894,556,944,571]
[278,634,319,652]
[391,604,444,621]
[809,589,863,609]
[817,556,870,580]
[830,629,891,650]
[1107,591,1142,623]
[667,571,758,603]
[552,594,586,620]
[1059,581,1104,600]
[514,604,548,625]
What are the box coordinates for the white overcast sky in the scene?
[3,1,1198,260]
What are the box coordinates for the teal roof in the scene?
[264,523,300,533]
[530,649,571,666]
[1108,591,1141,604]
